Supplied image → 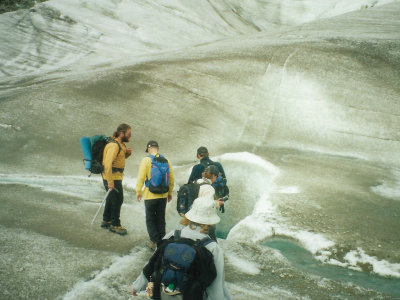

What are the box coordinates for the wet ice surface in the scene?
[1,151,399,299]
[1,0,398,79]
[1,0,400,299]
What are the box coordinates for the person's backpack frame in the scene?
[142,230,217,300]
[201,160,229,201]
[86,135,121,176]
[145,154,170,194]
[176,182,209,216]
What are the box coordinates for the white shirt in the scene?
[196,178,215,199]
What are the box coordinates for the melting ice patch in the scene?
[0,173,138,200]
[371,169,400,201]
[228,192,334,256]
[216,152,280,178]
[227,282,308,300]
[227,253,261,275]
[327,248,400,278]
[228,190,400,278]
[214,153,328,254]
[221,153,334,257]
[0,174,104,200]
[221,153,400,278]
[343,248,400,278]
[61,247,150,300]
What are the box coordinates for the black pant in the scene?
[103,180,123,226]
[144,198,167,245]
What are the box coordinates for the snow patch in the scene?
[0,123,14,129]
[371,169,400,201]
[0,174,104,201]
[216,152,280,177]
[62,247,150,300]
[227,254,261,275]
[344,248,400,278]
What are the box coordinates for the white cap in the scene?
[185,197,220,225]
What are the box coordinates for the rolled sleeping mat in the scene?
[80,136,92,170]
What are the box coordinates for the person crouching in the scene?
[130,197,232,300]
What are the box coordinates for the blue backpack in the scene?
[200,160,229,199]
[143,230,217,300]
[145,154,170,194]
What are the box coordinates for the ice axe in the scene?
[219,195,229,213]
[91,188,119,225]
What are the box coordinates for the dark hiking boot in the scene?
[101,221,111,229]
[109,225,127,235]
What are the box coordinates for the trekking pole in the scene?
[91,188,119,225]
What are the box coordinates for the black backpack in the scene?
[143,230,217,300]
[176,182,209,216]
[90,135,121,174]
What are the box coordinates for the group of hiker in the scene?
[93,123,231,299]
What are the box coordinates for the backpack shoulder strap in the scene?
[172,230,213,246]
[171,232,200,248]
[192,182,201,199]
[145,155,155,186]
[200,160,210,167]
[174,229,181,240]
[200,158,216,169]
[107,138,122,157]
[190,236,217,292]
[149,154,168,163]
[199,236,214,247]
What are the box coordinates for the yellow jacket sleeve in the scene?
[136,157,151,196]
[103,143,119,186]
[168,161,174,197]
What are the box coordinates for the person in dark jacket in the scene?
[187,146,226,184]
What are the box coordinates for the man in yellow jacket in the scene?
[102,123,132,235]
[136,140,174,249]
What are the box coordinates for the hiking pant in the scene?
[102,180,124,226]
[144,198,167,245]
